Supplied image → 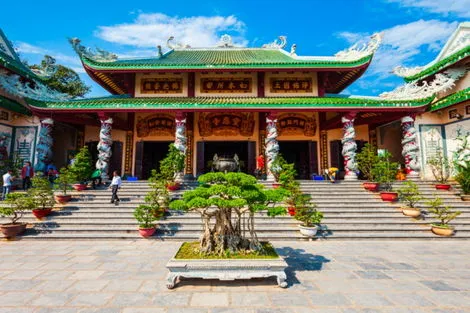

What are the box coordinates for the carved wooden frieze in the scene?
[278,113,316,136]
[198,112,254,137]
[200,77,252,93]
[136,114,175,137]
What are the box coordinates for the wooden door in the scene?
[196,141,205,176]
[134,141,144,179]
[308,141,318,176]
[110,141,123,175]
[247,141,256,175]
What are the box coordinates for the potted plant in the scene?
[455,170,470,201]
[270,154,287,188]
[356,143,380,191]
[453,132,470,201]
[427,148,452,190]
[134,204,164,238]
[294,201,323,238]
[68,146,93,191]
[159,144,185,191]
[397,181,422,217]
[372,151,399,201]
[29,173,55,218]
[426,196,461,236]
[54,167,73,203]
[148,169,170,213]
[278,161,298,215]
[1,193,35,238]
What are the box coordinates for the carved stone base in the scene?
[166,251,288,289]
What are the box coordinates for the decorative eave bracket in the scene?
[69,38,118,62]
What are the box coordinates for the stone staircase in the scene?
[1,180,469,240]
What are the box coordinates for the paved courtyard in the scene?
[0,239,469,313]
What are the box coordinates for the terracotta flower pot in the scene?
[139,227,156,238]
[55,195,72,204]
[166,183,180,191]
[435,184,451,190]
[0,223,27,238]
[380,192,398,202]
[72,184,87,191]
[272,183,281,189]
[402,208,421,218]
[288,207,296,216]
[299,225,319,237]
[431,225,454,236]
[460,195,470,201]
[363,182,379,191]
[32,208,53,219]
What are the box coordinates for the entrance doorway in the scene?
[141,141,172,179]
[278,141,318,179]
[196,141,256,175]
[86,141,123,176]
[329,140,367,179]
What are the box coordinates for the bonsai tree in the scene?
[371,151,398,192]
[169,172,287,255]
[453,132,470,197]
[148,169,170,211]
[68,146,93,184]
[294,202,323,227]
[427,148,452,184]
[159,144,185,187]
[270,154,288,183]
[397,181,422,209]
[29,173,55,210]
[2,193,36,224]
[134,204,164,229]
[426,196,461,229]
[55,167,73,196]
[356,143,379,181]
[455,170,470,195]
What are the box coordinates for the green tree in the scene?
[30,55,90,98]
[68,146,93,184]
[158,143,185,184]
[371,151,398,191]
[356,143,379,181]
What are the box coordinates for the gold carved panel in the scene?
[136,114,175,137]
[278,113,316,136]
[198,112,254,137]
[269,77,313,93]
[140,78,183,94]
[200,77,252,93]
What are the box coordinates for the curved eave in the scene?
[0,95,31,115]
[404,46,470,83]
[0,54,47,82]
[429,87,470,112]
[25,95,433,114]
[79,54,374,72]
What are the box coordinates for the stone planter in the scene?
[138,227,156,238]
[435,184,451,190]
[166,246,288,289]
[431,225,454,236]
[461,194,470,201]
[402,208,421,218]
[0,223,27,238]
[298,225,319,237]
[32,208,53,219]
[55,195,72,204]
[72,184,87,191]
[363,182,379,191]
[380,192,398,202]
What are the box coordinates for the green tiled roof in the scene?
[0,95,31,115]
[404,45,470,82]
[429,87,470,112]
[26,95,433,111]
[82,49,373,70]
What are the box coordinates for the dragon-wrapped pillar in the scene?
[401,115,420,179]
[342,112,358,180]
[265,112,279,180]
[35,118,54,173]
[97,115,113,180]
[175,112,187,183]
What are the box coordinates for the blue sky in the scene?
[1,0,469,97]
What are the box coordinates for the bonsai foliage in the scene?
[295,203,323,227]
[371,151,398,191]
[169,172,287,255]
[55,167,73,195]
[397,181,422,209]
[2,193,36,224]
[134,169,167,229]
[159,144,185,184]
[427,148,451,184]
[68,146,93,184]
[426,196,461,228]
[134,205,162,229]
[453,132,470,194]
[29,173,55,209]
[455,171,470,195]
[356,143,379,181]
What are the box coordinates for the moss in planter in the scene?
[175,241,279,259]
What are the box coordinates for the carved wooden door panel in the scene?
[134,141,144,179]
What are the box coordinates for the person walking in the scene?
[109,170,121,204]
[2,169,13,200]
[21,161,34,190]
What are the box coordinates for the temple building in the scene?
[0,23,469,180]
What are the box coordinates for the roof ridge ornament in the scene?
[335,33,382,61]
[262,36,287,49]
[392,66,425,78]
[290,44,297,56]
[379,67,468,100]
[217,34,234,47]
[167,36,191,50]
[0,69,72,101]
[30,55,58,78]
[69,38,118,62]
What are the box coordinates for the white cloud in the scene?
[95,13,247,48]
[387,0,470,18]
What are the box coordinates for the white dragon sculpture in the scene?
[401,116,420,176]
[35,118,54,172]
[96,118,113,179]
[453,130,470,171]
[341,114,357,179]
[265,114,279,179]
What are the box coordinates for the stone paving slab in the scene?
[1,240,470,312]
